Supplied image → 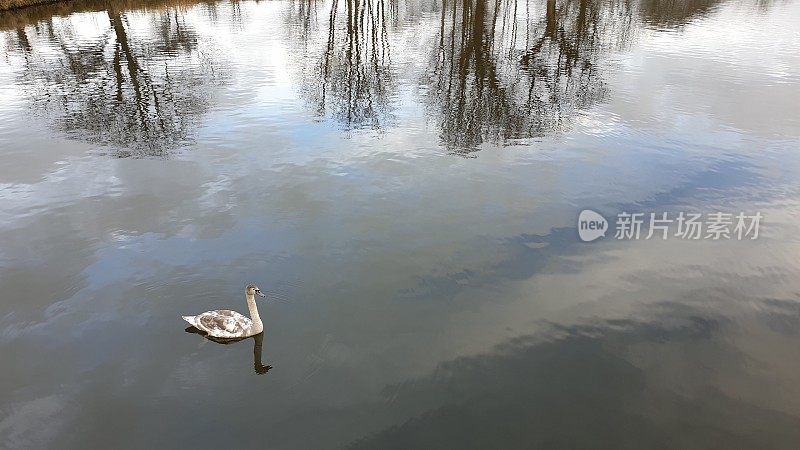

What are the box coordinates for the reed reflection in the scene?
[7,3,222,157]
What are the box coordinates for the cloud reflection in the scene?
[349,304,800,449]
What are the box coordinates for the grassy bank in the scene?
[0,0,95,28]
[0,0,79,10]
[0,0,205,15]
[0,0,61,11]
[0,0,206,28]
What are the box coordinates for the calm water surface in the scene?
[1,0,800,447]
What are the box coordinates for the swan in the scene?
[182,284,266,339]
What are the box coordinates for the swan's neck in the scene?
[246,293,263,332]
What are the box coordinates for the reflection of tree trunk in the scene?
[520,0,556,67]
[546,0,556,37]
[15,28,32,52]
[108,10,148,131]
[568,0,589,68]
[41,18,57,42]
[471,0,485,77]
[112,38,124,102]
[316,0,389,126]
[321,0,338,114]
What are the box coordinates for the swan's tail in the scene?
[181,315,196,326]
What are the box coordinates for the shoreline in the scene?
[0,0,201,29]
[1,0,64,11]
[1,0,202,14]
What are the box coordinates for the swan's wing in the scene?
[194,309,253,338]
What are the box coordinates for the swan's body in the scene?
[182,284,265,339]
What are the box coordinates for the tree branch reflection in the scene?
[296,0,395,129]
[9,2,222,157]
[428,0,634,153]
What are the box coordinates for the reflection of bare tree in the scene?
[300,0,395,128]
[285,0,319,45]
[12,6,221,157]
[429,0,634,153]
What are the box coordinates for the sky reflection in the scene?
[0,0,799,448]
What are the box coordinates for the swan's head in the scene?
[246,283,266,298]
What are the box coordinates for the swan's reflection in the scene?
[185,327,272,375]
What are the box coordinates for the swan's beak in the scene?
[255,289,266,298]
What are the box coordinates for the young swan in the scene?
[182,284,266,339]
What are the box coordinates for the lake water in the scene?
[1,0,800,447]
